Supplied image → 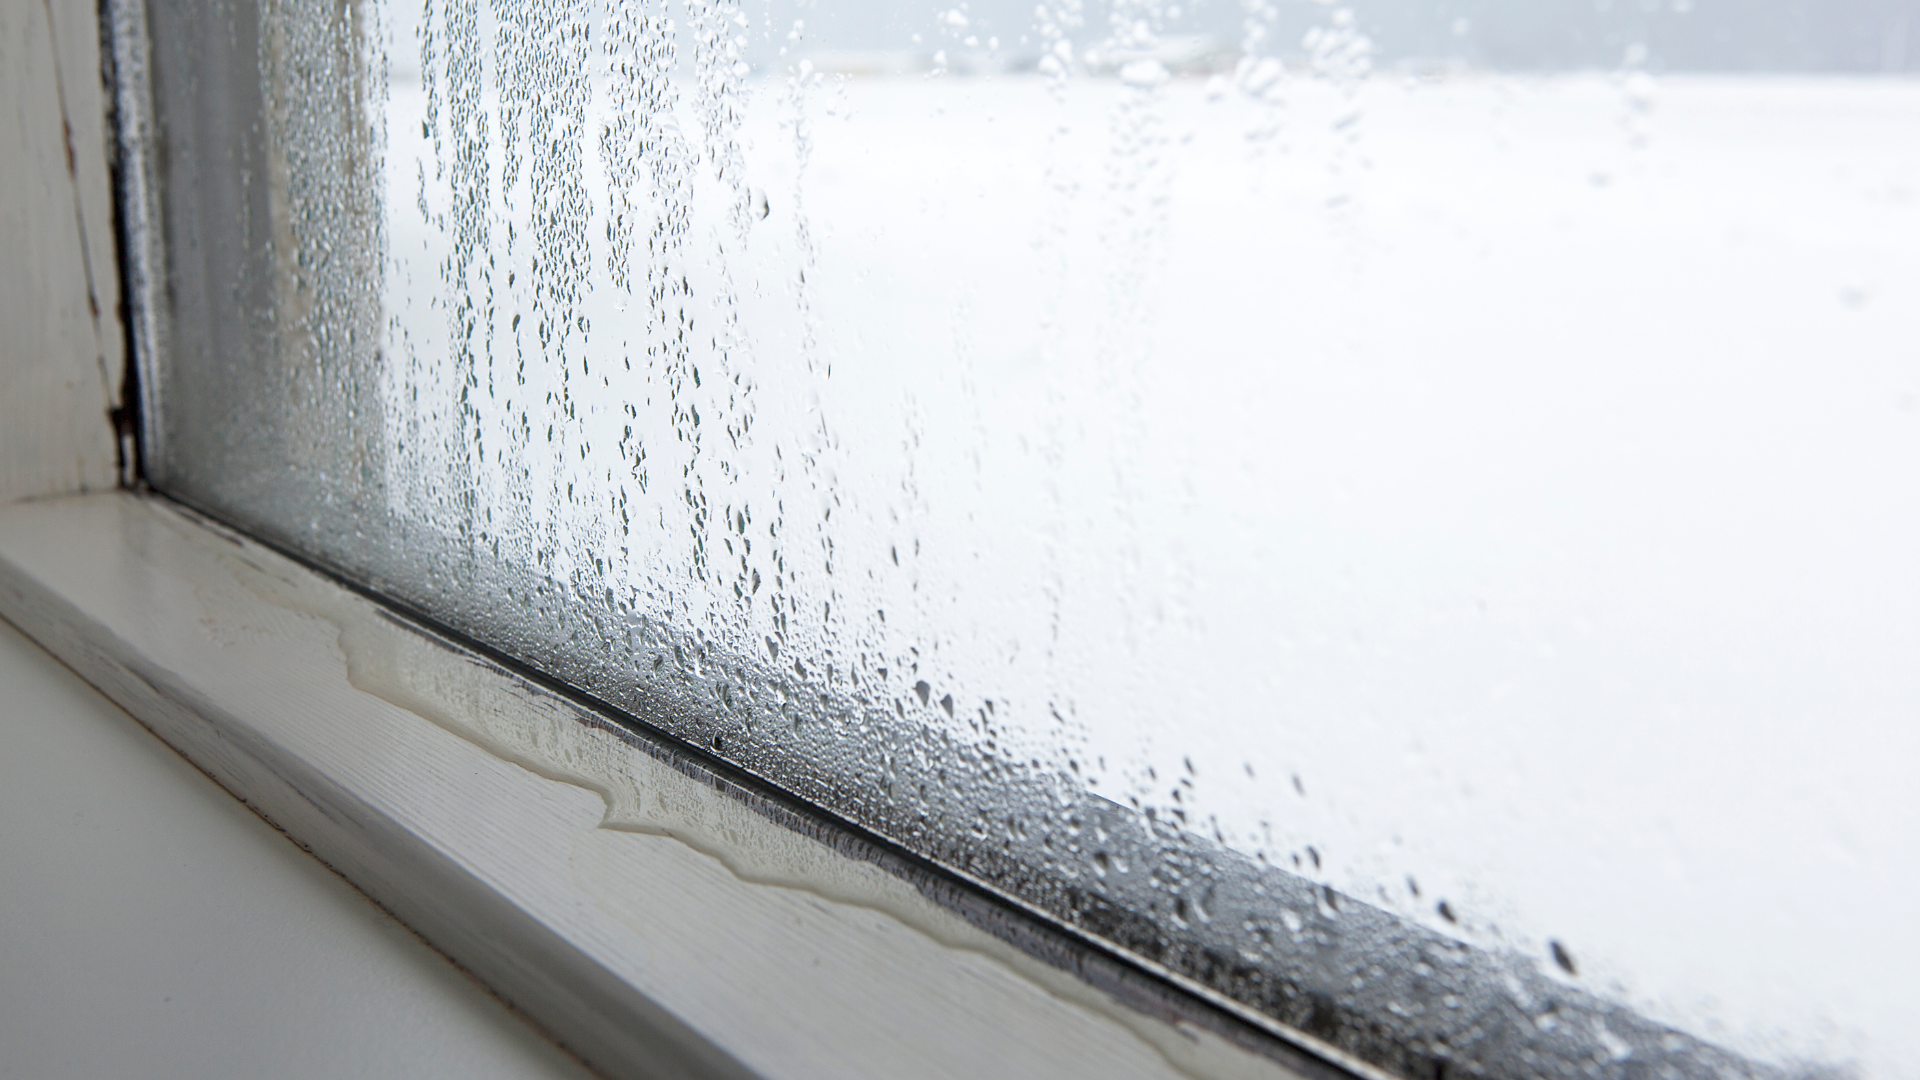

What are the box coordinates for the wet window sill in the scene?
[0,490,1331,1080]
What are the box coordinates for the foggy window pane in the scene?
[137,0,1920,1075]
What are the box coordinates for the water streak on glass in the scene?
[134,0,1920,1075]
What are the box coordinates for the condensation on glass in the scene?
[127,0,1919,1076]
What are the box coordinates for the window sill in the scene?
[0,615,597,1078]
[0,490,1334,1080]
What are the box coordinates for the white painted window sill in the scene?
[0,614,597,1079]
[0,491,1333,1080]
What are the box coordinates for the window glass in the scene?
[135,0,1919,1075]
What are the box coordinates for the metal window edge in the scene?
[100,0,165,489]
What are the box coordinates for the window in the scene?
[110,0,1920,1076]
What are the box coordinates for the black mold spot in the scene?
[1550,939,1577,976]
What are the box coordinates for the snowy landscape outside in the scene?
[158,0,1920,1074]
